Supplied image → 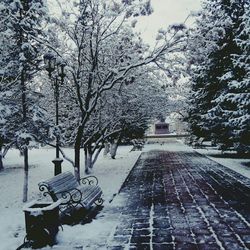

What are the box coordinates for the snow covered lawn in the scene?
[193,146,250,179]
[0,146,141,250]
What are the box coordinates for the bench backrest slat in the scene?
[39,171,79,197]
[47,175,77,188]
[43,171,72,183]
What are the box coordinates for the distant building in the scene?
[154,120,170,134]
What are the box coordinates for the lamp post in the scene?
[44,52,64,176]
[44,52,56,78]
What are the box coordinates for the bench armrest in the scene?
[79,176,99,186]
[38,183,55,200]
[39,182,49,193]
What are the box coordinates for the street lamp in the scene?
[44,52,65,176]
[44,52,56,78]
[57,60,66,79]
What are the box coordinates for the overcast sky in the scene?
[48,0,202,45]
[136,0,202,45]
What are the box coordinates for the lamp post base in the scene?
[52,158,63,176]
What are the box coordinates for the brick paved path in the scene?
[106,150,250,250]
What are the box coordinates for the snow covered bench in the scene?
[192,137,205,148]
[130,139,144,151]
[38,171,103,214]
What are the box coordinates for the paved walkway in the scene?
[103,150,250,250]
[60,149,250,250]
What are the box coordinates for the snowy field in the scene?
[0,140,249,249]
[193,145,250,179]
[0,146,141,250]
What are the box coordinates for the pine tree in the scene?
[227,2,250,153]
[187,0,249,153]
[187,0,227,140]
[204,0,248,151]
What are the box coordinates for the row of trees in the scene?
[186,0,250,154]
[0,0,187,201]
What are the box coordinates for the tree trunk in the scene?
[21,61,29,202]
[84,146,88,170]
[74,144,81,181]
[92,145,103,167]
[0,145,3,171]
[74,126,84,181]
[110,133,122,159]
[103,142,110,156]
[85,150,93,174]
[22,147,28,202]
[110,140,119,159]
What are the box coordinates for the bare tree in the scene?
[46,0,187,179]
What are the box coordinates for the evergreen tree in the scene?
[227,3,250,153]
[187,0,249,153]
[205,0,249,151]
[187,0,227,139]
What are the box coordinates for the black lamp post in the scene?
[44,52,64,176]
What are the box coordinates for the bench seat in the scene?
[192,137,205,148]
[131,139,144,151]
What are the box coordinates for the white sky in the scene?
[136,0,202,45]
[48,0,202,46]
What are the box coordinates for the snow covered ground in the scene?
[0,140,249,249]
[191,145,250,179]
[0,146,141,250]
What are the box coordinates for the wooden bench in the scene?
[38,171,103,214]
[192,137,205,148]
[130,139,144,151]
